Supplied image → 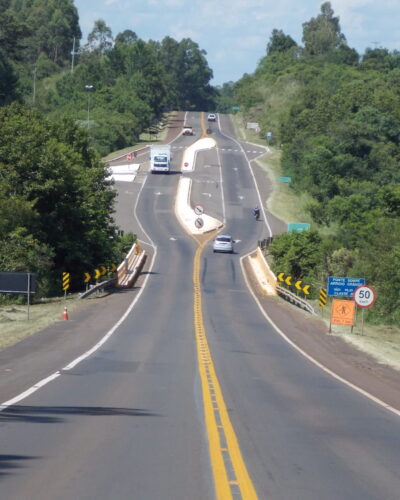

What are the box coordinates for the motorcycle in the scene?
[253,208,260,220]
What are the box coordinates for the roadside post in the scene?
[0,272,37,320]
[353,285,377,335]
[62,272,70,301]
[329,299,356,333]
[326,276,365,333]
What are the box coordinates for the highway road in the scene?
[0,112,399,499]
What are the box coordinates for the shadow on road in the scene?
[0,454,39,477]
[0,405,160,424]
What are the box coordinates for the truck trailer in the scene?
[150,145,171,173]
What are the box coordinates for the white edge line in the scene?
[240,251,400,418]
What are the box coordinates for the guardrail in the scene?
[276,285,316,315]
[79,277,117,299]
[79,242,146,299]
[255,240,315,315]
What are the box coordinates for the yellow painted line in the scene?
[193,238,259,500]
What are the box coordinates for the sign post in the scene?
[353,285,377,335]
[329,299,356,333]
[0,272,37,321]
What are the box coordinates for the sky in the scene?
[74,0,400,86]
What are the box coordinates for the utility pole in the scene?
[85,85,94,130]
[71,36,76,73]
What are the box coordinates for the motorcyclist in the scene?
[253,206,260,220]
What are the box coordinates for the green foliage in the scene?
[267,29,297,56]
[86,19,113,55]
[112,232,137,263]
[10,0,81,65]
[302,2,346,56]
[234,3,400,325]
[0,103,117,294]
[269,230,324,295]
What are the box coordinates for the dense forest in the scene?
[0,0,216,296]
[228,2,400,325]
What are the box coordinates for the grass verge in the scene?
[0,293,107,351]
[103,112,173,162]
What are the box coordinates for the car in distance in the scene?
[213,234,234,253]
[207,113,216,122]
[182,125,194,136]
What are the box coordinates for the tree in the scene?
[302,2,346,56]
[267,29,297,56]
[0,103,117,293]
[86,19,113,55]
[115,29,138,45]
[10,0,81,65]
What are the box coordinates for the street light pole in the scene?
[85,84,94,130]
[71,36,77,73]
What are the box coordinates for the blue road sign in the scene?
[327,276,366,297]
[288,223,310,233]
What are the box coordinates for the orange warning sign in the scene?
[331,299,356,326]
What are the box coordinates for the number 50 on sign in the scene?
[353,285,376,308]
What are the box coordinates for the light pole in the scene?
[85,85,94,130]
[71,36,79,73]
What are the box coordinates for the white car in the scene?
[182,125,194,136]
[207,113,216,122]
[213,234,234,253]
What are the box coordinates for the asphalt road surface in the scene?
[0,112,399,499]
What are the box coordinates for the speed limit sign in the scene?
[353,285,376,308]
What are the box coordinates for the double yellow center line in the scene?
[193,239,259,499]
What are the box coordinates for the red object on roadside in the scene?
[62,306,69,320]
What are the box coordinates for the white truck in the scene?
[150,145,171,173]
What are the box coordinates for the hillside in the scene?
[230,3,400,326]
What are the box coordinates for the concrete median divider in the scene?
[117,241,146,288]
[79,242,145,299]
[247,247,316,314]
[175,177,223,235]
[247,247,277,296]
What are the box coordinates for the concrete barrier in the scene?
[247,248,277,296]
[117,242,146,288]
[175,178,223,235]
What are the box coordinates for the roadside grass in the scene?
[103,112,173,162]
[0,290,112,351]
[232,113,400,370]
[0,295,88,350]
